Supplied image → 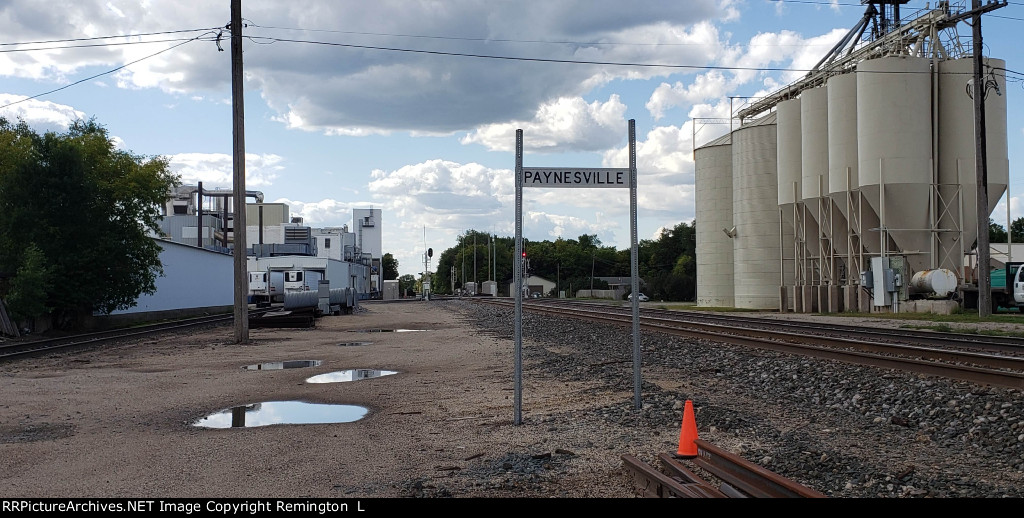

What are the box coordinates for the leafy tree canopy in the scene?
[0,117,180,328]
[431,222,697,301]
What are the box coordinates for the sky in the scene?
[0,0,1021,278]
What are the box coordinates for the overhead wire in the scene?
[0,30,219,110]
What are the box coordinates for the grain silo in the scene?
[776,98,805,310]
[694,3,1011,313]
[936,57,1009,273]
[857,56,934,274]
[733,113,784,309]
[801,85,845,311]
[826,72,875,312]
[694,132,734,308]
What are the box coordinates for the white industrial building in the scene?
[105,239,234,322]
[353,208,382,293]
[694,3,1009,313]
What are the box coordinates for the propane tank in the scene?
[909,269,959,298]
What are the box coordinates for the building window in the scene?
[325,238,331,249]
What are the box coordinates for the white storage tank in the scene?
[777,99,802,207]
[909,269,959,298]
[695,132,735,308]
[800,86,829,206]
[732,113,784,309]
[937,57,1009,271]
[828,72,881,258]
[857,56,933,273]
[775,98,804,297]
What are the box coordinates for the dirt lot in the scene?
[0,301,644,499]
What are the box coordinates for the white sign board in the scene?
[521,168,630,188]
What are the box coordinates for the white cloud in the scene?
[168,152,284,189]
[0,95,86,132]
[461,95,627,153]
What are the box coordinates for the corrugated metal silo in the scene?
[937,57,1009,272]
[733,113,784,309]
[857,56,933,273]
[695,132,734,308]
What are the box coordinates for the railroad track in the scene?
[0,309,275,362]
[473,298,1024,389]
[622,439,827,498]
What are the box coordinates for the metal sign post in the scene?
[513,119,641,426]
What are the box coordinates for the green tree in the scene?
[4,244,52,325]
[381,253,399,281]
[397,274,417,297]
[1011,217,1024,243]
[0,118,180,328]
[990,218,1008,243]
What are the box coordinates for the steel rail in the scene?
[0,310,272,362]
[621,442,826,498]
[473,299,1024,389]
[526,298,1024,352]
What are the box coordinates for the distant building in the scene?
[353,208,382,294]
[508,275,556,298]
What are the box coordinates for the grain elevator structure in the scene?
[694,1,1009,312]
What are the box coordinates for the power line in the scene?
[250,35,820,73]
[0,37,209,54]
[243,22,838,49]
[0,28,222,48]
[0,32,216,110]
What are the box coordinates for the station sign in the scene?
[520,168,631,188]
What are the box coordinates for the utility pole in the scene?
[230,0,248,343]
[972,0,990,317]
[970,0,1006,317]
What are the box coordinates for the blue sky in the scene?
[0,0,1021,277]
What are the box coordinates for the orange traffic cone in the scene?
[675,399,699,458]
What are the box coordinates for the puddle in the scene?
[350,329,427,333]
[306,369,398,383]
[337,342,373,347]
[243,360,322,370]
[193,401,368,428]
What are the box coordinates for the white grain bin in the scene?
[909,269,959,298]
[777,99,803,209]
[828,72,881,258]
[776,98,804,297]
[937,57,1009,271]
[801,86,829,208]
[801,85,847,280]
[733,113,784,309]
[695,132,735,308]
[857,56,933,273]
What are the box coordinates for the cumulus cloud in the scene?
[0,0,734,135]
[168,152,284,189]
[461,95,627,153]
[0,95,86,132]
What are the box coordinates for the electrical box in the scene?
[882,268,896,292]
[860,270,873,287]
[871,257,891,307]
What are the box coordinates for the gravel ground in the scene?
[1,299,1022,499]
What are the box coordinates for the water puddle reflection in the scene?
[306,369,398,384]
[193,401,367,428]
[243,360,322,370]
